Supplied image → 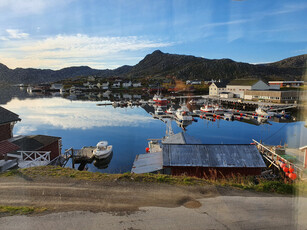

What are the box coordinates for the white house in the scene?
[209,82,227,96]
[122,81,132,88]
[186,80,202,85]
[97,82,109,90]
[123,94,132,99]
[50,83,63,91]
[226,79,269,98]
[112,81,121,88]
[132,82,142,87]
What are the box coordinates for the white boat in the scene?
[255,107,274,117]
[201,104,224,113]
[165,106,176,114]
[224,112,233,120]
[176,105,193,121]
[93,141,113,159]
[155,106,164,115]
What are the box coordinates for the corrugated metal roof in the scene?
[162,132,202,144]
[0,106,21,125]
[163,144,266,168]
[131,152,163,174]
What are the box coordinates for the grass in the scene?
[1,166,306,195]
[0,206,47,215]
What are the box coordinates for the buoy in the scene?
[237,110,239,112]
[280,162,286,168]
[283,166,289,173]
[240,113,243,116]
[289,173,297,180]
[289,166,294,173]
[216,115,220,119]
[145,147,150,153]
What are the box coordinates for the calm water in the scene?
[2,96,307,173]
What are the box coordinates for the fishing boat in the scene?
[175,105,193,121]
[93,141,113,159]
[153,89,168,105]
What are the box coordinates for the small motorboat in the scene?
[155,106,165,115]
[93,141,113,159]
[165,106,176,114]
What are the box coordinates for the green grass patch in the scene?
[0,206,47,215]
[1,166,306,195]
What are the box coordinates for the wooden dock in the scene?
[73,147,95,164]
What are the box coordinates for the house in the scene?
[97,82,109,90]
[50,83,63,91]
[9,135,62,161]
[186,80,202,85]
[132,82,142,87]
[268,81,304,88]
[122,81,132,88]
[209,82,227,96]
[112,81,121,88]
[226,79,270,98]
[0,107,21,142]
[244,90,300,103]
[122,94,132,99]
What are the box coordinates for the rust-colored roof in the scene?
[0,140,20,155]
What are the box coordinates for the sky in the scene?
[0,0,307,70]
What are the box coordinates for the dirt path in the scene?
[0,177,306,229]
[0,177,220,213]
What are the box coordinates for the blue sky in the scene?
[0,0,306,70]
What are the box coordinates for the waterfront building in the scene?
[209,82,228,96]
[268,81,304,88]
[244,90,300,103]
[226,79,269,98]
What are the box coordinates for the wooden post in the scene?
[304,149,307,169]
[72,148,75,169]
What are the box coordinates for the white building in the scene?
[112,81,121,88]
[132,82,142,87]
[50,83,63,90]
[220,92,234,99]
[226,79,269,98]
[209,82,227,96]
[97,82,109,90]
[122,81,132,88]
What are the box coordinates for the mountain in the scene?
[125,50,306,81]
[0,50,306,84]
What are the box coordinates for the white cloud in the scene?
[0,34,173,69]
[6,29,29,39]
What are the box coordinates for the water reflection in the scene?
[93,152,113,169]
[4,97,153,133]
